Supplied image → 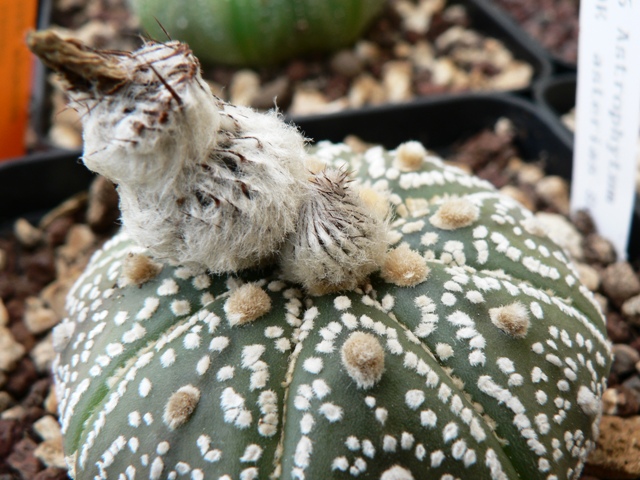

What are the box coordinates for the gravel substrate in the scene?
[489,0,580,65]
[44,0,536,150]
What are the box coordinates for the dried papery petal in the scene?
[281,169,389,294]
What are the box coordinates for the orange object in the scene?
[0,0,39,161]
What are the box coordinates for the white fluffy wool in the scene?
[65,40,309,273]
[280,169,390,294]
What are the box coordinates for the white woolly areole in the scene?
[69,40,308,273]
[380,465,415,480]
[340,331,385,389]
[119,252,163,287]
[280,169,389,295]
[430,197,480,230]
[163,384,201,430]
[381,243,429,287]
[489,302,530,338]
[224,283,272,326]
[394,141,427,172]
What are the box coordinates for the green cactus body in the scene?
[128,0,386,66]
[54,142,610,479]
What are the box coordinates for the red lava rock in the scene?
[606,311,631,344]
[9,321,36,353]
[21,249,56,288]
[24,379,52,409]
[33,467,69,480]
[7,437,43,478]
[5,358,39,398]
[0,419,20,458]
[44,217,75,248]
[601,262,640,307]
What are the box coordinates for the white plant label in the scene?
[572,0,640,260]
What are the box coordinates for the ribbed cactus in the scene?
[128,0,386,66]
[28,31,611,479]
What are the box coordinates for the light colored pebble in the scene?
[0,326,25,371]
[23,297,60,334]
[34,415,63,441]
[14,218,42,247]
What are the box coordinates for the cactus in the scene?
[128,0,386,66]
[28,32,611,479]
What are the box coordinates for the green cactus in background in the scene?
[27,30,610,479]
[128,0,387,66]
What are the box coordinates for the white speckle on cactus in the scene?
[381,464,414,480]
[431,450,445,468]
[421,410,437,428]
[128,411,141,427]
[375,407,388,425]
[394,141,427,172]
[430,197,480,230]
[435,343,454,360]
[149,456,164,479]
[119,253,163,287]
[196,355,210,375]
[144,412,154,425]
[340,331,385,389]
[136,297,160,320]
[157,278,179,296]
[209,336,230,352]
[345,436,360,451]
[401,220,425,234]
[52,321,75,352]
[319,403,344,422]
[160,349,176,367]
[383,435,397,452]
[171,299,192,316]
[139,378,152,397]
[332,456,349,471]
[239,444,263,463]
[489,302,531,338]
[405,390,425,410]
[381,244,429,287]
[224,283,272,326]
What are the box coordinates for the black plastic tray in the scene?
[471,0,577,73]
[534,73,577,129]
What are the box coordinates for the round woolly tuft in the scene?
[489,302,531,338]
[224,283,272,326]
[429,197,480,230]
[381,243,429,287]
[163,385,201,430]
[340,331,385,389]
[119,252,163,287]
[394,141,427,172]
